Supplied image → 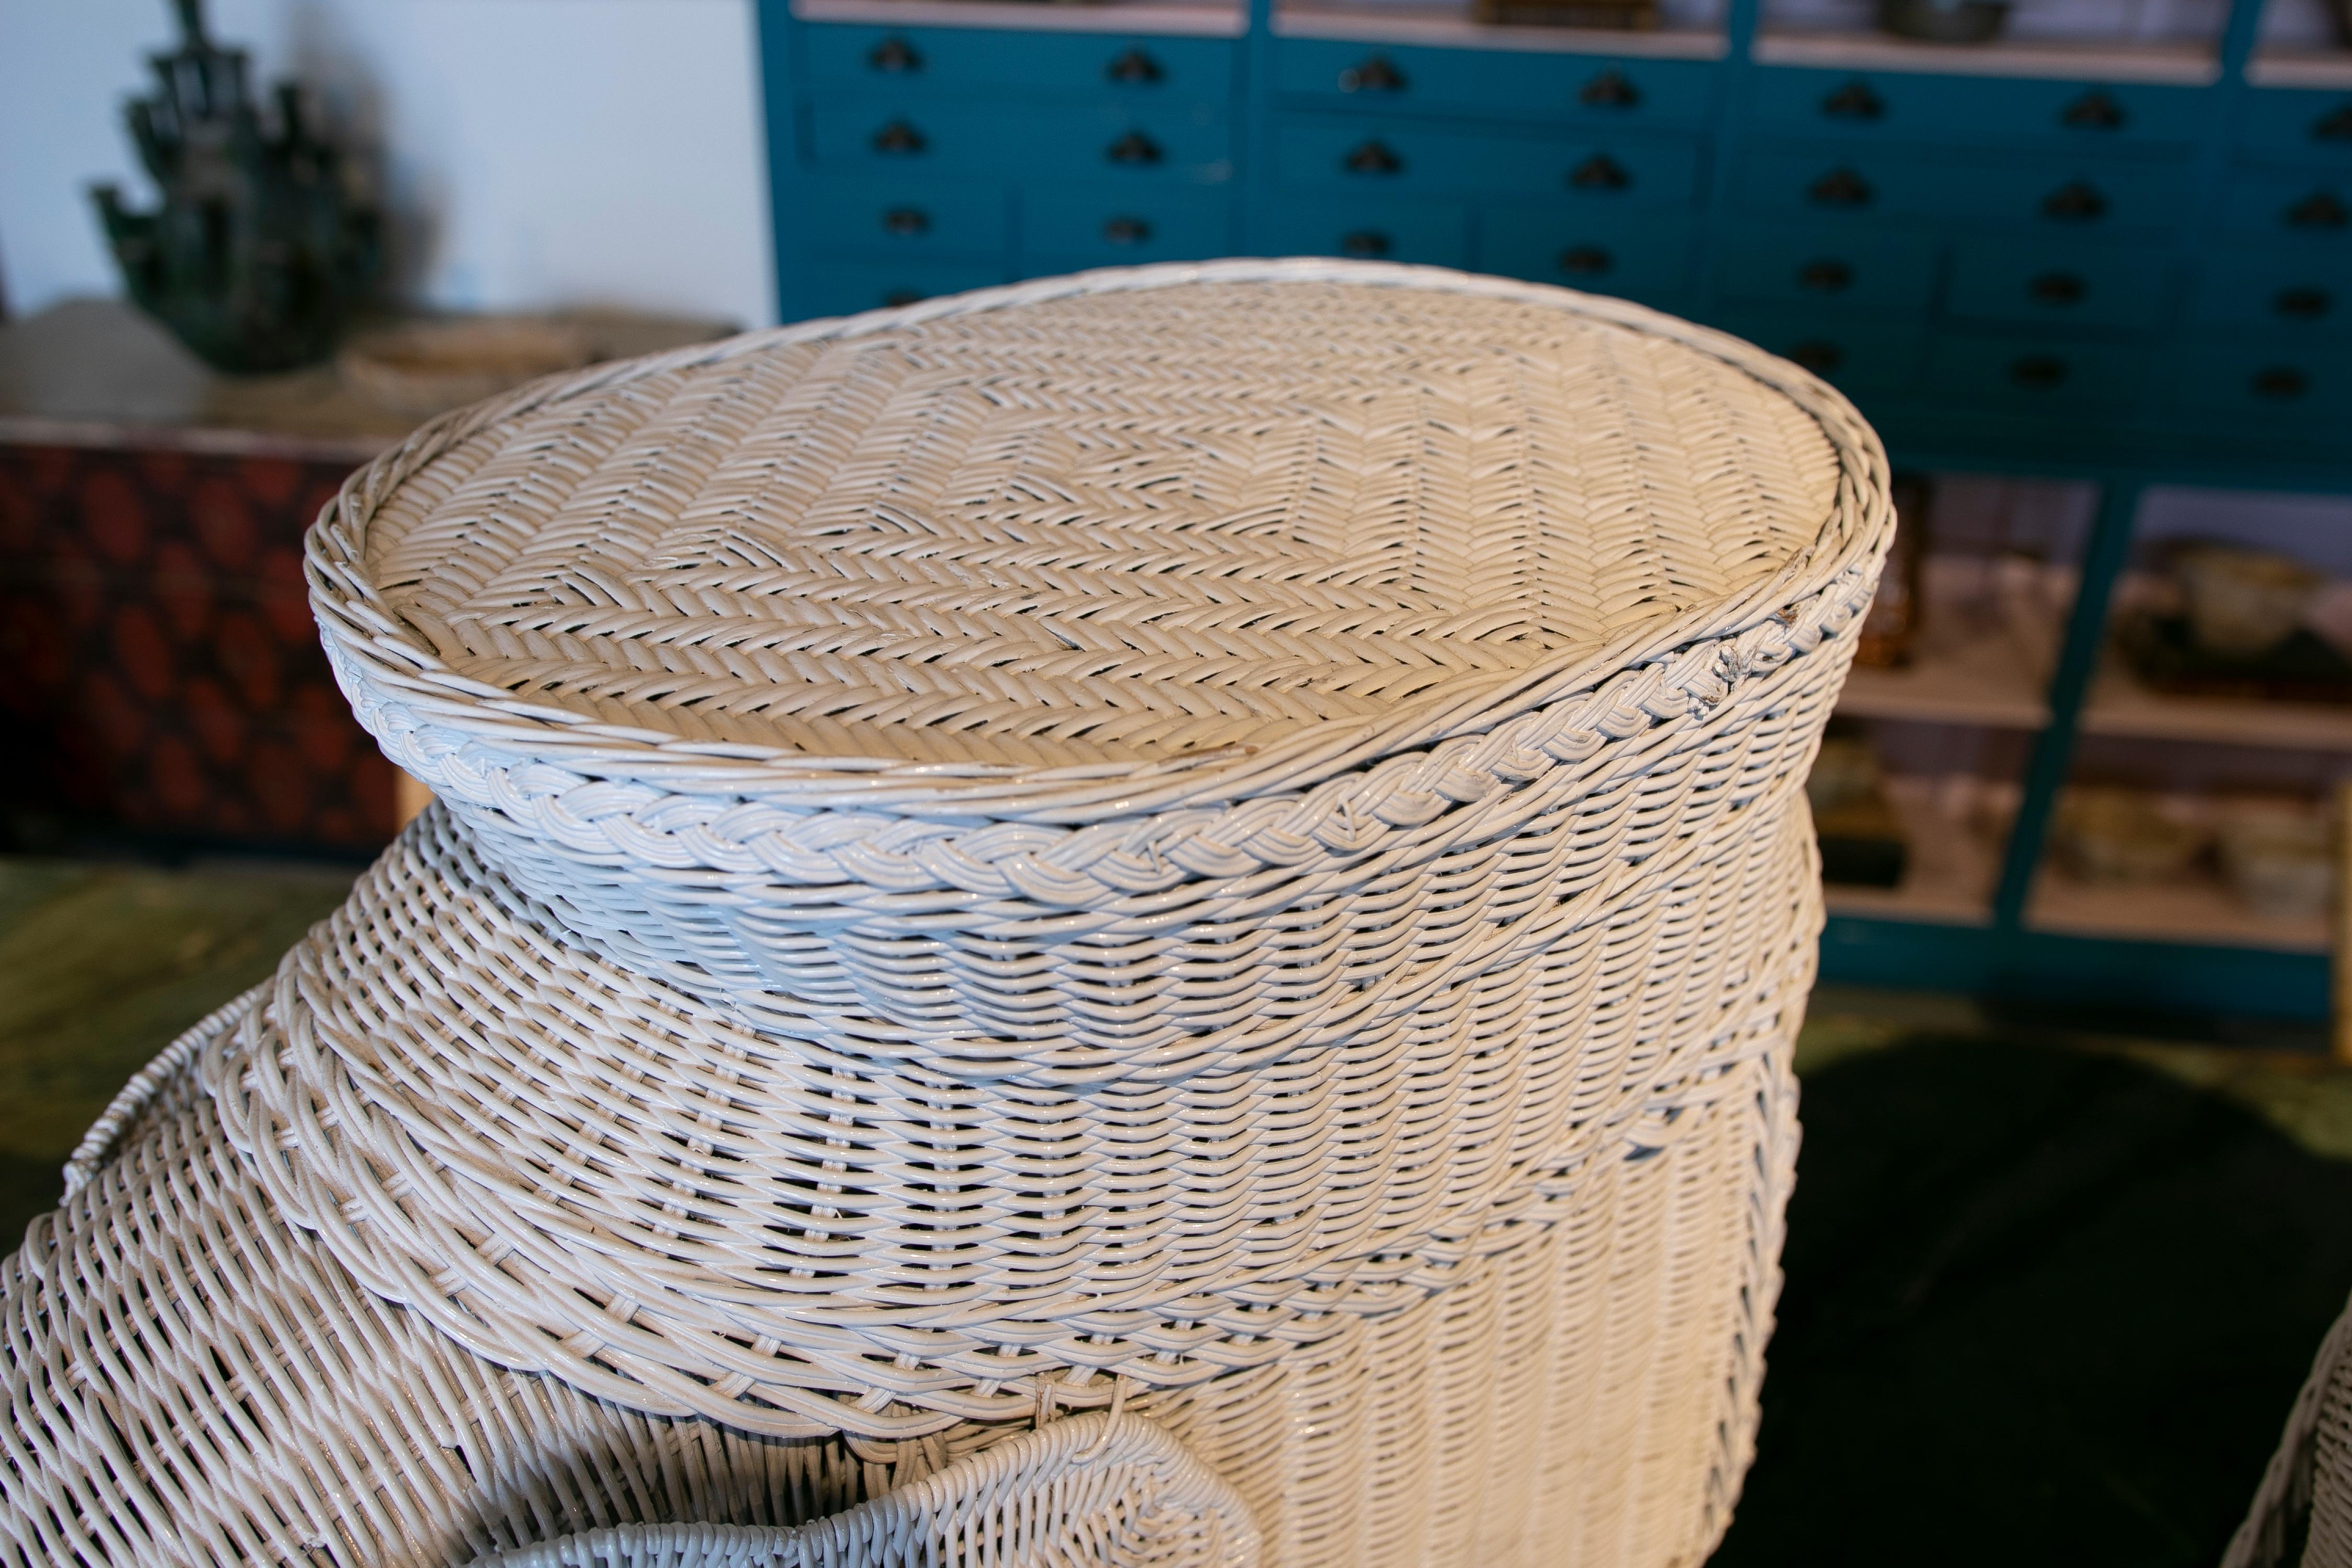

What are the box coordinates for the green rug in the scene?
[0,855,354,1241]
[0,853,2345,1559]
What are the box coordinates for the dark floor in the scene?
[1,855,2346,1562]
[1716,1014,2352,1565]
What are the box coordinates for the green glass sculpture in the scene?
[90,0,379,374]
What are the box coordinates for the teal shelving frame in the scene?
[754,0,2352,1019]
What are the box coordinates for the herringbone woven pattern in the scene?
[2,260,1889,1566]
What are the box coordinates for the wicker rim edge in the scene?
[306,258,1893,824]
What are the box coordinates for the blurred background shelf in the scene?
[2081,668,2352,751]
[1837,639,2050,729]
[793,0,1249,32]
[1821,775,2005,926]
[2246,48,2352,84]
[2027,870,2332,953]
[1273,0,1727,49]
[1747,32,2220,80]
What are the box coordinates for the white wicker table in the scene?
[1,259,1892,1568]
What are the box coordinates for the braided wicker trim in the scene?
[203,799,1819,1439]
[382,554,1873,920]
[368,568,1865,1053]
[459,1411,1258,1568]
[308,259,1890,823]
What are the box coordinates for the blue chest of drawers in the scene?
[758,0,2352,467]
[759,1,2352,1021]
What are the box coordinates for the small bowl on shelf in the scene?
[2172,544,2325,663]
[2051,787,2208,886]
[2217,802,2335,923]
[1877,0,2010,43]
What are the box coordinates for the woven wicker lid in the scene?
[311,260,1882,819]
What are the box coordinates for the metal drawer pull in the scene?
[1798,259,1853,293]
[2040,181,2107,221]
[1103,216,1153,245]
[1106,131,1163,165]
[2276,286,2333,320]
[867,37,921,73]
[1821,80,1884,121]
[1570,154,1630,191]
[2287,191,2350,229]
[1106,48,1163,84]
[1789,340,1844,374]
[1579,68,1640,109]
[1808,167,1873,206]
[2028,271,2086,306]
[1338,55,1406,93]
[2254,366,2311,400]
[881,207,930,237]
[871,119,927,155]
[1345,139,1404,175]
[2315,104,2352,142]
[2010,354,2069,389]
[1559,245,1613,276]
[2060,90,2126,130]
[1341,229,1391,258]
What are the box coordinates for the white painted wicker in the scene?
[2227,1283,2352,1568]
[1,259,1889,1567]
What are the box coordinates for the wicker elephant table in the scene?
[0,259,1891,1568]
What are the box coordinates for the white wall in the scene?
[0,0,776,329]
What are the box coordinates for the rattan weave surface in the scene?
[332,264,1846,785]
[4,259,1890,1566]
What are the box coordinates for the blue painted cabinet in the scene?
[756,0,2352,1018]
[756,0,2347,458]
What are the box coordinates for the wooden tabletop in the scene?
[0,298,735,463]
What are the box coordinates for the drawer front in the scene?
[2236,89,2352,167]
[2219,168,2352,238]
[803,27,1236,100]
[1478,210,1693,299]
[1943,239,2170,331]
[1274,40,1714,126]
[2189,249,2352,334]
[1020,185,1233,267]
[1925,333,2150,408]
[1277,117,1701,203]
[810,96,1235,184]
[794,259,1008,320]
[1258,199,1471,267]
[1750,67,2211,149]
[1713,221,1942,315]
[1740,144,2189,230]
[2167,337,2352,417]
[1709,311,1927,392]
[803,175,1009,260]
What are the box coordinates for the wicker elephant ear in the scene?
[460,1411,1259,1568]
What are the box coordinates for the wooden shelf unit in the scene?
[793,0,1248,33]
[1821,774,2008,926]
[2026,867,2331,953]
[1274,2,1727,51]
[1836,640,2050,729]
[1749,31,2220,82]
[2081,664,2352,752]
